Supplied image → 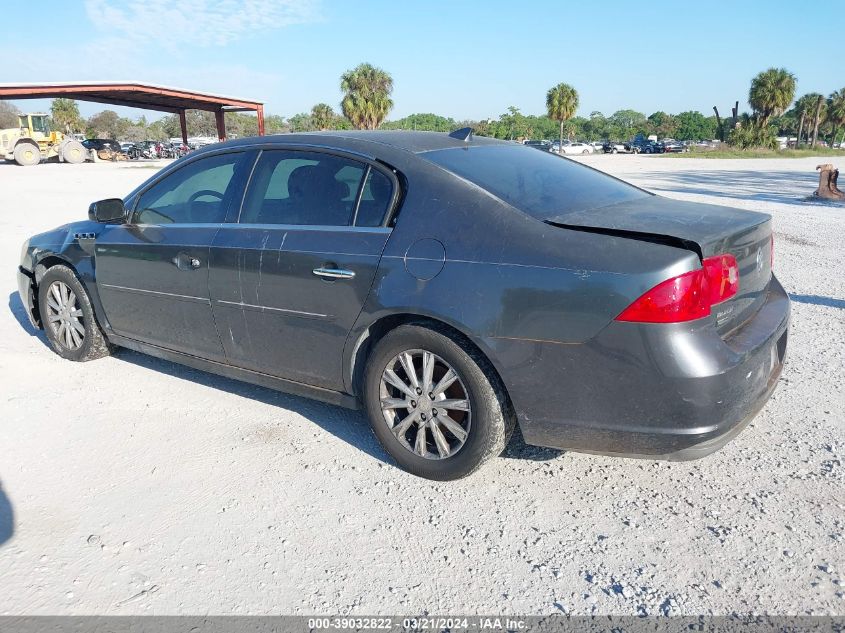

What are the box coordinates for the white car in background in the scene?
[561,141,595,155]
[552,141,594,155]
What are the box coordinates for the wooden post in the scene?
[179,110,188,146]
[257,105,265,136]
[215,109,226,142]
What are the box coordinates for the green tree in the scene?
[288,112,314,132]
[546,83,579,150]
[50,98,82,134]
[827,88,845,148]
[264,114,289,134]
[0,101,19,128]
[748,68,796,128]
[809,94,827,147]
[647,111,678,138]
[383,113,457,132]
[674,111,715,140]
[86,110,125,139]
[310,103,335,130]
[791,93,820,146]
[222,112,258,138]
[609,109,647,139]
[340,63,394,130]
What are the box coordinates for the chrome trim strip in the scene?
[232,223,391,234]
[207,244,382,257]
[100,283,210,304]
[216,299,329,319]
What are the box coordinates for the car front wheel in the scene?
[37,265,113,362]
[364,324,515,480]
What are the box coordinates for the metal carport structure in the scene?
[0,81,265,144]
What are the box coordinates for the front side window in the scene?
[134,152,243,224]
[241,150,377,226]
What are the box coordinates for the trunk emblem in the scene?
[755,248,763,272]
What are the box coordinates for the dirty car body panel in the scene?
[18,131,790,461]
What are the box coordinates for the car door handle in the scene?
[312,267,355,280]
[173,253,202,270]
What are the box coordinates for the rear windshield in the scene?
[423,144,649,218]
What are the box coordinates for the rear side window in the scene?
[423,144,649,219]
[240,150,366,226]
[355,168,393,227]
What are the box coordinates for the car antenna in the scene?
[449,127,473,142]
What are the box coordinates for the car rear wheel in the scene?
[37,265,113,362]
[364,324,515,480]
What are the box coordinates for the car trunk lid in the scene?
[546,195,774,334]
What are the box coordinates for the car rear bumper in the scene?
[490,275,790,459]
[17,266,39,329]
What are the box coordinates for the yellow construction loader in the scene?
[0,113,88,166]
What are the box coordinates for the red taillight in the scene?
[615,269,710,323]
[702,253,739,305]
[616,253,739,323]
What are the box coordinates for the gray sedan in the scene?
[17,130,789,479]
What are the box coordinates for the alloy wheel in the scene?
[379,349,472,460]
[45,280,85,350]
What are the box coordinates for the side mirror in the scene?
[88,198,126,223]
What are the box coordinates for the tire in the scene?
[62,140,86,164]
[611,148,618,154]
[363,323,515,480]
[37,265,113,362]
[14,142,40,166]
[582,149,589,154]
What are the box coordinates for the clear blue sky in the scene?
[7,0,841,122]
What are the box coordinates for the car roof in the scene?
[219,130,507,155]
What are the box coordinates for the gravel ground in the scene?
[0,155,842,616]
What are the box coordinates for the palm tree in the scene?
[810,93,827,148]
[546,83,579,152]
[340,63,394,130]
[793,93,821,147]
[310,103,335,131]
[826,88,845,148]
[50,98,82,134]
[748,68,796,128]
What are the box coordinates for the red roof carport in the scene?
[0,81,265,145]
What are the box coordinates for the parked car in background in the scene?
[589,142,605,152]
[17,130,790,480]
[602,141,635,154]
[524,140,553,152]
[558,142,594,155]
[631,139,664,154]
[662,139,687,153]
[81,139,123,155]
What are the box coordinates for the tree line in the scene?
[2,64,842,150]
